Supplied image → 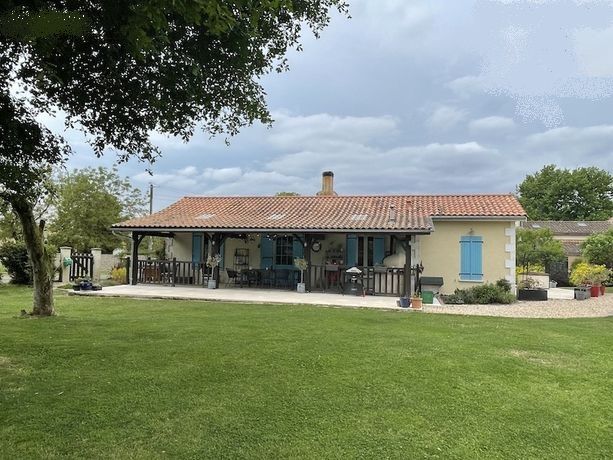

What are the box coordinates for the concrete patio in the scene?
[70,284,438,310]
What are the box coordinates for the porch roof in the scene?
[112,194,525,233]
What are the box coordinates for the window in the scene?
[459,236,483,281]
[357,236,375,266]
[275,236,293,266]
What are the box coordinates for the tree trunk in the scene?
[10,196,54,315]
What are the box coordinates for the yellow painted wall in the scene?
[223,236,261,270]
[168,233,193,260]
[418,220,513,294]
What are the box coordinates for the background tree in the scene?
[517,165,613,220]
[581,229,613,269]
[0,1,347,315]
[48,167,147,252]
[516,228,565,274]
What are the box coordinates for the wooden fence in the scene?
[70,253,94,281]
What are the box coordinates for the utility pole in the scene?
[148,183,154,252]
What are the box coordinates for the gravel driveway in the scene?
[424,294,613,318]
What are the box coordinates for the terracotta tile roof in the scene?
[112,194,526,232]
[521,220,612,235]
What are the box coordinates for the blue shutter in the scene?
[470,236,483,281]
[192,234,202,263]
[346,234,358,267]
[260,235,273,269]
[292,235,304,260]
[459,236,471,280]
[460,236,483,281]
[373,236,385,265]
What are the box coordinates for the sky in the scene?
[52,0,613,210]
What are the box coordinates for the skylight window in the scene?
[268,214,285,220]
[351,214,368,221]
[577,222,587,227]
[531,223,541,228]
[197,213,215,220]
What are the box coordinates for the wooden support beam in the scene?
[305,234,313,292]
[404,235,412,298]
[130,232,145,285]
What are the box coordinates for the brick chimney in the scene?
[317,171,337,196]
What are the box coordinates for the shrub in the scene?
[442,283,515,305]
[516,263,546,274]
[569,262,610,286]
[0,242,31,284]
[110,266,127,283]
[495,278,512,292]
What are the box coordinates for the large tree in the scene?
[517,165,613,221]
[582,229,613,269]
[516,228,565,274]
[0,1,347,315]
[48,167,147,252]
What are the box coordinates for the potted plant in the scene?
[410,294,423,310]
[293,257,308,293]
[516,277,548,301]
[570,262,608,297]
[206,254,222,288]
[591,264,610,297]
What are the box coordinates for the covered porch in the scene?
[126,230,426,298]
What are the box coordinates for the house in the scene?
[112,172,526,296]
[520,220,612,281]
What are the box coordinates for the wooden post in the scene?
[171,257,176,287]
[403,236,412,298]
[125,256,130,285]
[305,234,312,292]
[131,232,138,285]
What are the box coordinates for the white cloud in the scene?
[425,106,467,131]
[469,116,516,132]
[201,167,243,182]
[269,112,398,150]
[574,24,613,77]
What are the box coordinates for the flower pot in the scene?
[207,279,217,289]
[574,287,590,300]
[72,285,80,291]
[517,289,548,301]
[411,297,423,309]
[600,285,606,296]
[297,282,306,293]
[399,297,410,308]
[590,285,600,297]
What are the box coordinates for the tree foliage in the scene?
[516,228,565,272]
[517,165,613,221]
[48,167,147,252]
[0,1,346,314]
[581,229,613,269]
[0,241,31,284]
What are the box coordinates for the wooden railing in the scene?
[307,265,417,296]
[136,259,213,286]
[134,259,418,295]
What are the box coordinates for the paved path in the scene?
[71,285,612,318]
[70,284,426,310]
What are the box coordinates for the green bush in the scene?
[0,242,31,284]
[495,278,512,292]
[442,283,515,305]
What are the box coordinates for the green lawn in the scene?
[1,286,612,459]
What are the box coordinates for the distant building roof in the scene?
[560,240,583,257]
[113,194,526,233]
[521,220,612,236]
